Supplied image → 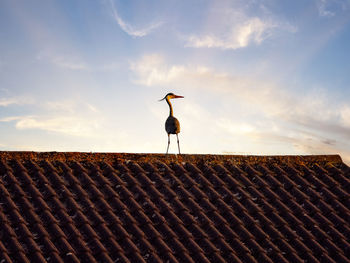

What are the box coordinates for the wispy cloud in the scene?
[50,57,89,70]
[37,51,89,71]
[1,100,102,137]
[109,0,162,37]
[44,100,100,114]
[186,17,279,50]
[184,4,296,50]
[316,0,350,17]
[0,97,34,107]
[0,116,24,122]
[14,116,99,137]
[318,0,336,17]
[36,50,125,72]
[0,98,20,107]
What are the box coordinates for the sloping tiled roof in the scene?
[0,152,349,263]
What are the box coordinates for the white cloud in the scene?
[318,0,336,17]
[186,17,278,50]
[316,0,350,17]
[109,0,162,37]
[130,54,187,86]
[184,5,296,50]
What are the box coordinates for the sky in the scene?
[1,0,350,164]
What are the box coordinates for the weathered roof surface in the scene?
[0,152,349,263]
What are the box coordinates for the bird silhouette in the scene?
[159,93,184,154]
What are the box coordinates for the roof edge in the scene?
[0,151,343,165]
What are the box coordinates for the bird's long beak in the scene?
[158,94,184,101]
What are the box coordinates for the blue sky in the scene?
[1,0,350,163]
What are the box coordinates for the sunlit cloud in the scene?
[0,97,34,107]
[0,98,21,107]
[0,116,24,122]
[1,100,102,137]
[217,118,256,135]
[109,0,162,37]
[130,54,274,101]
[131,54,350,159]
[43,100,100,114]
[14,116,99,137]
[130,54,188,86]
[340,106,350,127]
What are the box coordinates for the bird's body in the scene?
[165,115,180,134]
[160,93,184,154]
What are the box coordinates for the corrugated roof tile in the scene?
[0,152,349,262]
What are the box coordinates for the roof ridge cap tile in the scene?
[0,151,344,165]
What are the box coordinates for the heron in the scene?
[159,93,184,154]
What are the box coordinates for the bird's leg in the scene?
[166,134,170,154]
[176,134,181,154]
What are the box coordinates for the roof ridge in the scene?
[0,151,343,165]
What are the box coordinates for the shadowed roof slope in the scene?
[0,152,349,262]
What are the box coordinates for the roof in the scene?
[0,151,349,263]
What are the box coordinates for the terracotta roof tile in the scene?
[0,152,349,262]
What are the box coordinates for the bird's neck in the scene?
[166,97,173,116]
